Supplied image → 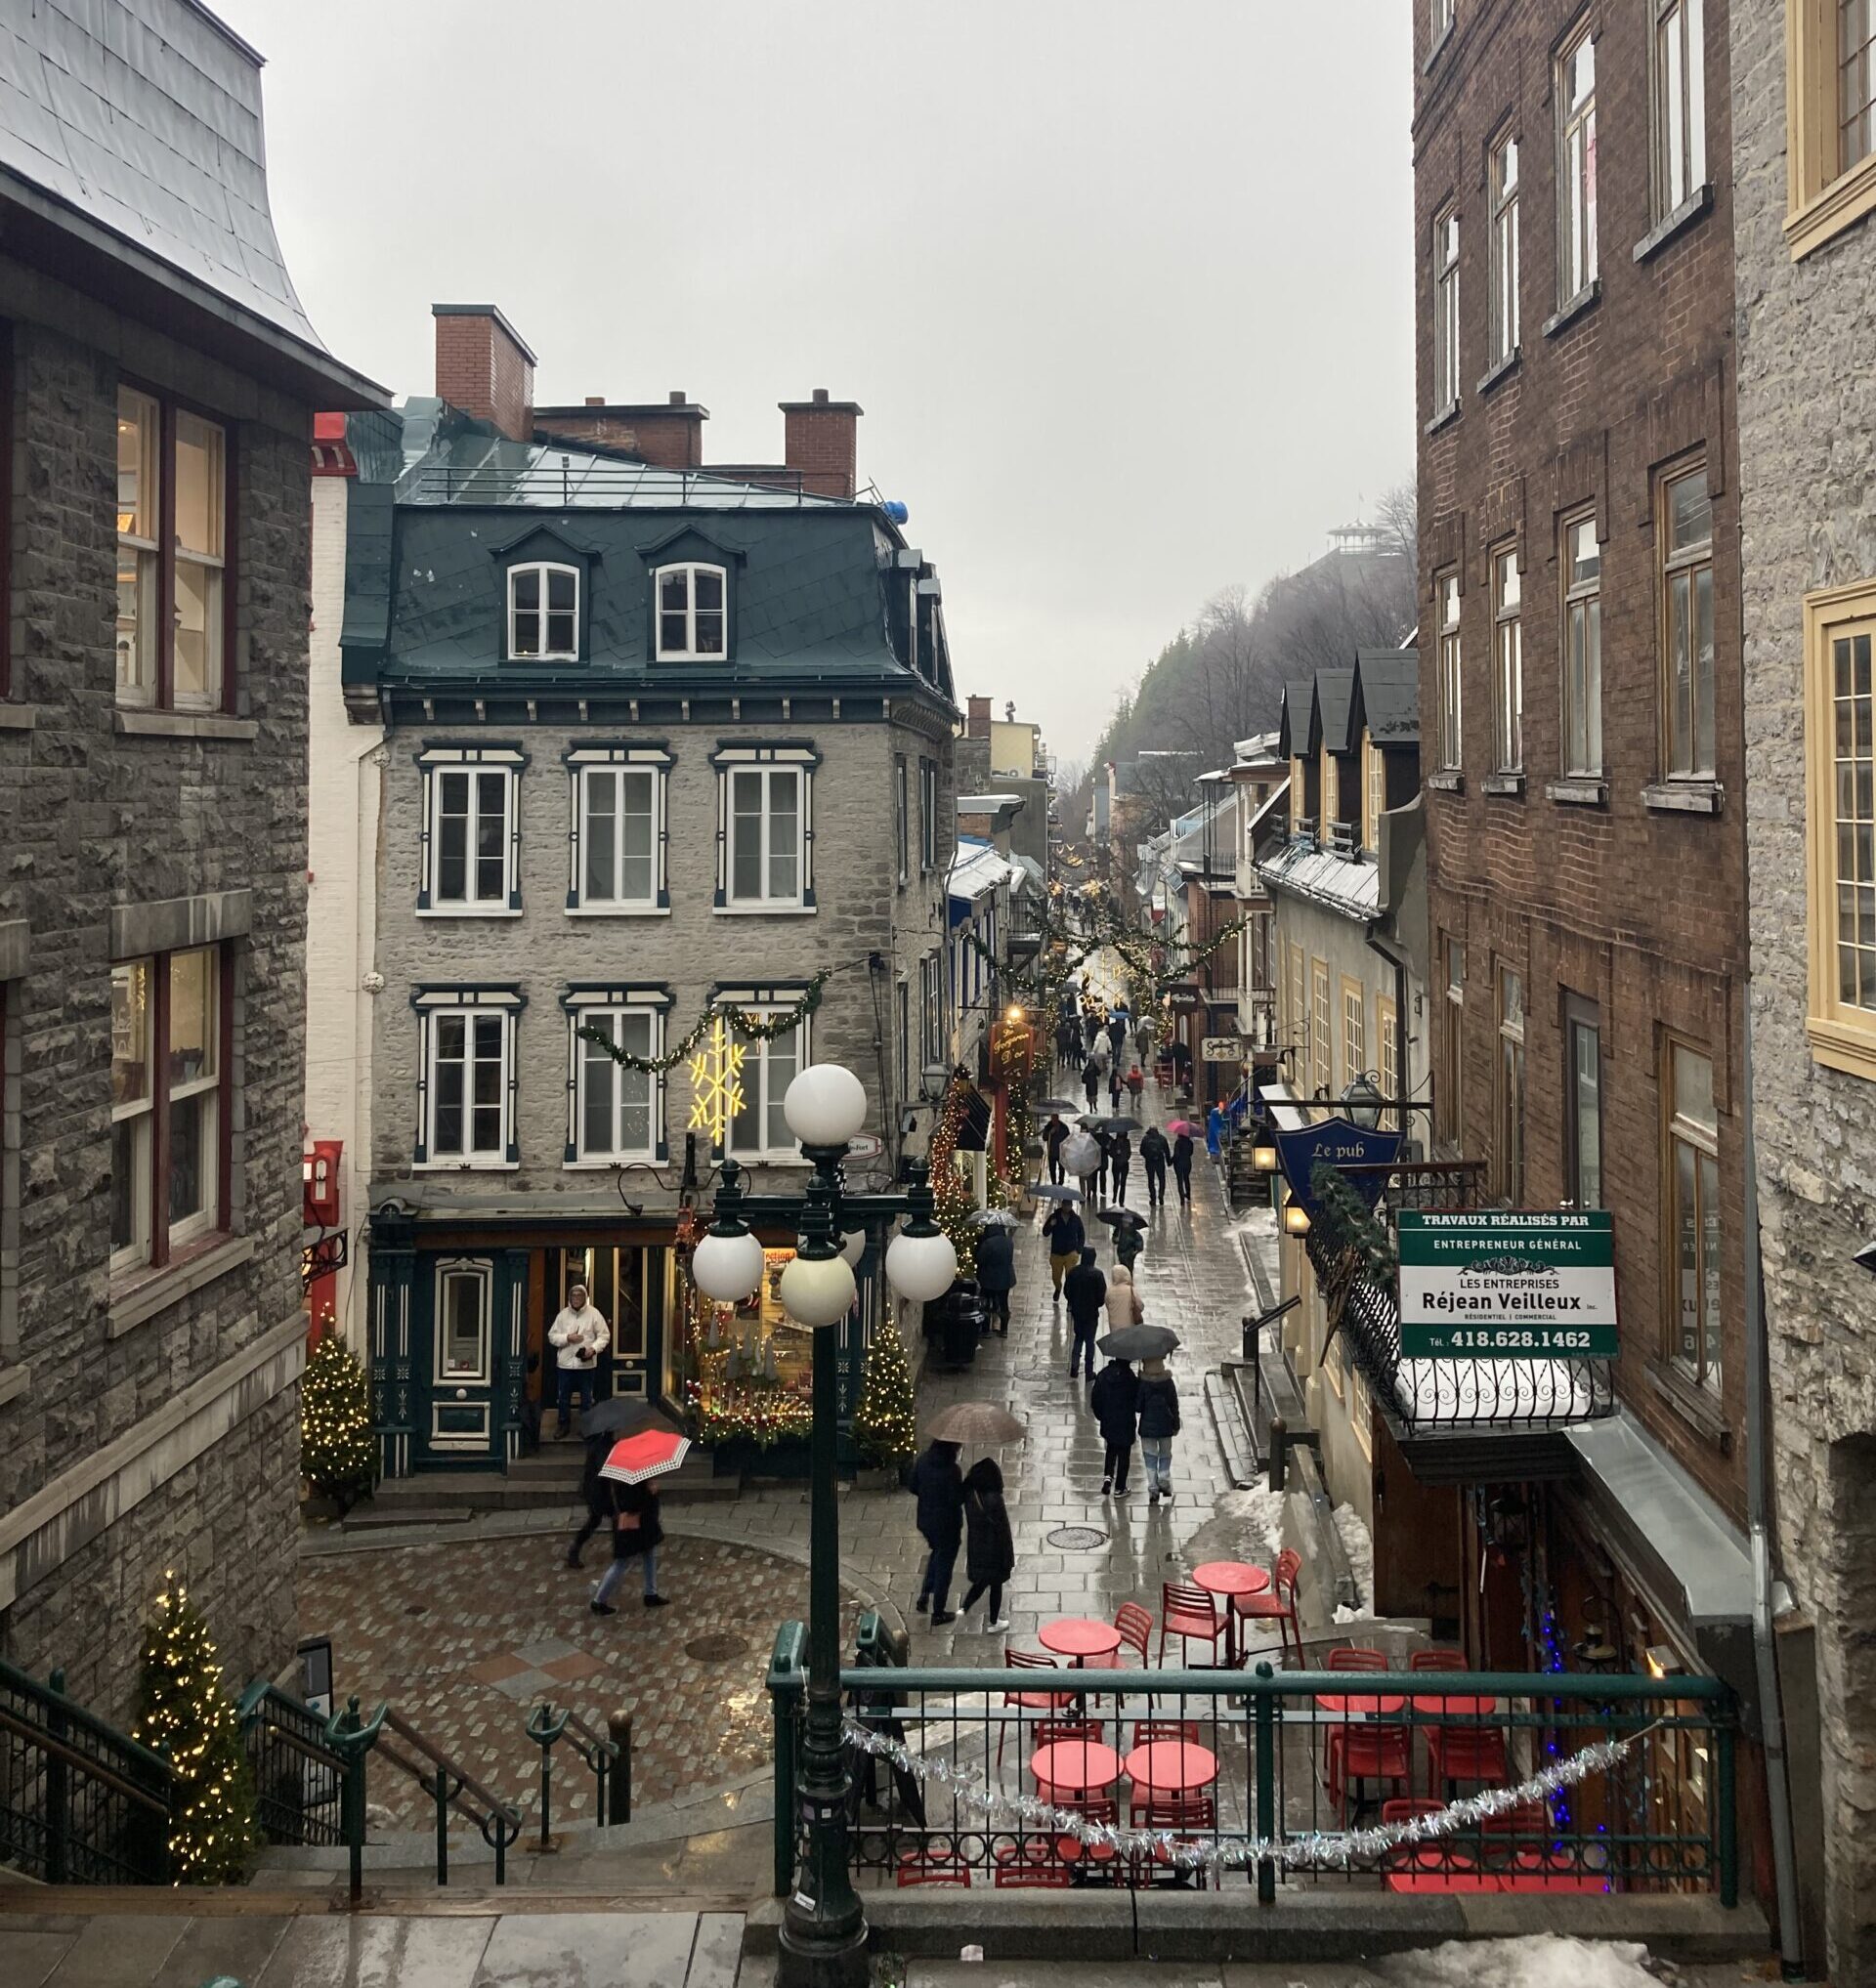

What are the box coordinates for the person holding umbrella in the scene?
[1171,1123,1196,1208]
[590,1477,666,1614]
[1063,1246,1106,1380]
[1137,1353,1182,1505]
[1089,1355,1139,1496]
[908,1438,964,1625]
[974,1215,1016,1335]
[565,1433,609,1569]
[586,1415,689,1610]
[1139,1124,1172,1207]
[1042,1194,1085,1299]
[959,1457,1014,1633]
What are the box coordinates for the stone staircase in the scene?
[344,1450,737,1528]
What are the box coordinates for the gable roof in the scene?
[1312,668,1359,757]
[1355,648,1420,745]
[1276,680,1314,760]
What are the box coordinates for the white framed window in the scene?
[414,989,522,1168]
[1557,26,1599,303]
[566,745,671,913]
[508,562,578,660]
[895,758,910,887]
[713,745,818,911]
[1341,977,1367,1093]
[110,957,153,1272]
[116,386,228,709]
[418,747,524,915]
[920,757,939,870]
[655,563,728,660]
[1489,132,1520,364]
[1562,514,1603,777]
[1311,958,1333,1095]
[1493,545,1523,772]
[1662,464,1716,779]
[435,1259,492,1385]
[566,990,668,1164]
[1652,0,1707,219]
[1665,1038,1721,1391]
[1432,205,1460,413]
[1364,739,1386,851]
[1437,572,1463,771]
[721,1002,809,1162]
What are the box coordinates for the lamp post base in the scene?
[775,1916,870,1988]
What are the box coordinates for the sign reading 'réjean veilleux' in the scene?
[1396,1211,1618,1360]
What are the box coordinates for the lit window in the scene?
[1437,573,1463,771]
[1666,1040,1721,1391]
[421,754,521,913]
[1653,0,1707,218]
[571,1002,661,1163]
[727,765,805,908]
[1557,28,1598,303]
[1432,206,1460,412]
[655,564,728,660]
[1562,515,1603,777]
[1489,133,1520,363]
[1493,546,1522,773]
[116,387,228,709]
[1662,466,1716,779]
[726,1009,808,1161]
[508,563,578,660]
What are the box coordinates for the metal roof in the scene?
[948,838,1018,903]
[1255,837,1380,921]
[1276,680,1314,760]
[1313,668,1358,757]
[0,0,382,405]
[1355,648,1421,745]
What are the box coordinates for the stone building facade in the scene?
[0,0,379,1716]
[1731,0,1876,1969]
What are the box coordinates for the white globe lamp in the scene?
[885,1224,958,1304]
[779,1248,858,1329]
[840,1227,867,1267]
[690,1225,766,1303]
[784,1063,869,1150]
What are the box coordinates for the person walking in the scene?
[1106,1012,1128,1064]
[1134,1010,1156,1071]
[1063,1246,1106,1380]
[959,1457,1014,1632]
[1089,1356,1139,1496]
[1139,1125,1171,1207]
[909,1439,964,1624]
[1105,1261,1144,1331]
[976,1221,1015,1335]
[1137,1356,1181,1505]
[1092,1124,1113,1201]
[1171,1127,1195,1208]
[1082,1055,1101,1113]
[565,1434,610,1568]
[1043,1112,1070,1184]
[1114,1219,1144,1275]
[1107,1063,1124,1112]
[1043,1199,1085,1299]
[589,1477,667,1613]
[1110,1129,1133,1205]
[548,1282,610,1440]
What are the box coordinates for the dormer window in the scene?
[509,562,578,660]
[656,564,727,660]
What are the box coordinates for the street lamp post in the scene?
[690,1063,956,1988]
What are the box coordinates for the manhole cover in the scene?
[685,1632,748,1664]
[1046,1526,1108,1550]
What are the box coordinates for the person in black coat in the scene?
[1139,1126,1172,1207]
[1089,1357,1139,1495]
[1044,1200,1085,1298]
[589,1478,667,1612]
[1136,1358,1182,1504]
[1063,1247,1106,1379]
[1082,1056,1101,1111]
[1171,1129,1196,1207]
[1092,1124,1112,1200]
[1043,1113,1070,1184]
[1106,1013,1127,1063]
[959,1457,1015,1631]
[908,1440,964,1624]
[975,1223,1016,1334]
[1109,1130,1133,1205]
[565,1433,610,1568]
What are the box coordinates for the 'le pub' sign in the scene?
[1395,1210,1618,1360]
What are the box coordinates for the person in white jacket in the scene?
[548,1283,610,1440]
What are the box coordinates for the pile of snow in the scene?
[1331,1501,1375,1622]
[1394,1356,1598,1423]
[1212,1483,1287,1564]
[1379,1936,1655,1988]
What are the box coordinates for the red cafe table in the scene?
[1190,1561,1271,1665]
[1030,1739,1123,1801]
[1039,1617,1124,1668]
[1123,1741,1218,1798]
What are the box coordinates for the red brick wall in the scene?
[433,310,533,441]
[535,406,704,470]
[1413,0,1748,1523]
[782,391,860,499]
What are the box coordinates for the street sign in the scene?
[1200,1036,1242,1063]
[1397,1210,1618,1358]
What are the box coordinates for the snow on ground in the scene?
[1331,1501,1375,1621]
[1212,1482,1287,1563]
[1378,1935,1656,1988]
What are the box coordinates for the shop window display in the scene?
[686,1246,817,1447]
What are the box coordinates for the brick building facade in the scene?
[0,0,379,1716]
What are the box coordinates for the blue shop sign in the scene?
[1271,1118,1405,1222]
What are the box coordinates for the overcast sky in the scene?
[227,0,1414,766]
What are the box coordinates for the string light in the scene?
[854,1313,917,1468]
[301,1326,376,1508]
[578,974,831,1077]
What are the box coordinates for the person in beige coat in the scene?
[1105,1263,1145,1330]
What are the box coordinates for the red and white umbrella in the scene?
[598,1427,690,1485]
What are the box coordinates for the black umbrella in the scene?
[1096,1115,1144,1133]
[1031,1182,1084,1202]
[1094,1205,1148,1231]
[1039,1098,1081,1114]
[1098,1325,1180,1361]
[583,1398,680,1440]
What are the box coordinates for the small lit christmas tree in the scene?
[301,1328,377,1511]
[929,1081,979,1280]
[854,1313,917,1469]
[134,1580,260,1884]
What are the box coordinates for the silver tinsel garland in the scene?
[842,1717,1638,1875]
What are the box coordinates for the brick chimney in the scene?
[780,388,862,499]
[432,305,536,441]
[532,389,707,470]
[966,695,992,740]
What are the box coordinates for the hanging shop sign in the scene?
[1165,983,1202,1012]
[1200,1036,1242,1063]
[1397,1210,1618,1359]
[1270,1118,1404,1223]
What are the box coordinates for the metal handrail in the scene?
[524,1702,624,1849]
[238,1682,345,1848]
[0,1657,174,1784]
[0,1704,171,1816]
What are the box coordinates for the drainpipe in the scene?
[1741,975,1804,1977]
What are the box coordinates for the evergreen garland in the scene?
[301,1330,377,1510]
[134,1581,261,1884]
[853,1313,917,1468]
[577,972,830,1076]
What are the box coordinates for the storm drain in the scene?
[1045,1526,1108,1551]
[684,1632,748,1664]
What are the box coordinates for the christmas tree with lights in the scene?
[134,1580,260,1883]
[929,1080,978,1280]
[854,1313,917,1468]
[301,1328,376,1510]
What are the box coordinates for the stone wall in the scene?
[0,267,313,1723]
[1730,0,1876,1972]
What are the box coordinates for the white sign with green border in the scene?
[1396,1210,1617,1358]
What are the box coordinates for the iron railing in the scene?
[238,1681,345,1847]
[0,1658,175,1883]
[525,1701,626,1849]
[410,459,841,509]
[767,1640,1734,1904]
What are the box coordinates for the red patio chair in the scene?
[1001,1649,1075,1767]
[1409,1645,1469,1671]
[1428,1721,1510,1792]
[1131,1716,1200,1748]
[1326,1719,1411,1819]
[1325,1643,1388,1671]
[1083,1602,1153,1701]
[897,1845,971,1885]
[993,1840,1072,1887]
[1130,1790,1217,1833]
[1034,1715,1104,1749]
[1480,1799,1554,1870]
[1231,1547,1303,1667]
[1158,1582,1228,1668]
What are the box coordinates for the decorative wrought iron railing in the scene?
[238,1681,345,1848]
[0,1658,174,1884]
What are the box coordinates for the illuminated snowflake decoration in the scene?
[687,1017,746,1143]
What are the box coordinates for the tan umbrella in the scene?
[925,1402,1028,1445]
